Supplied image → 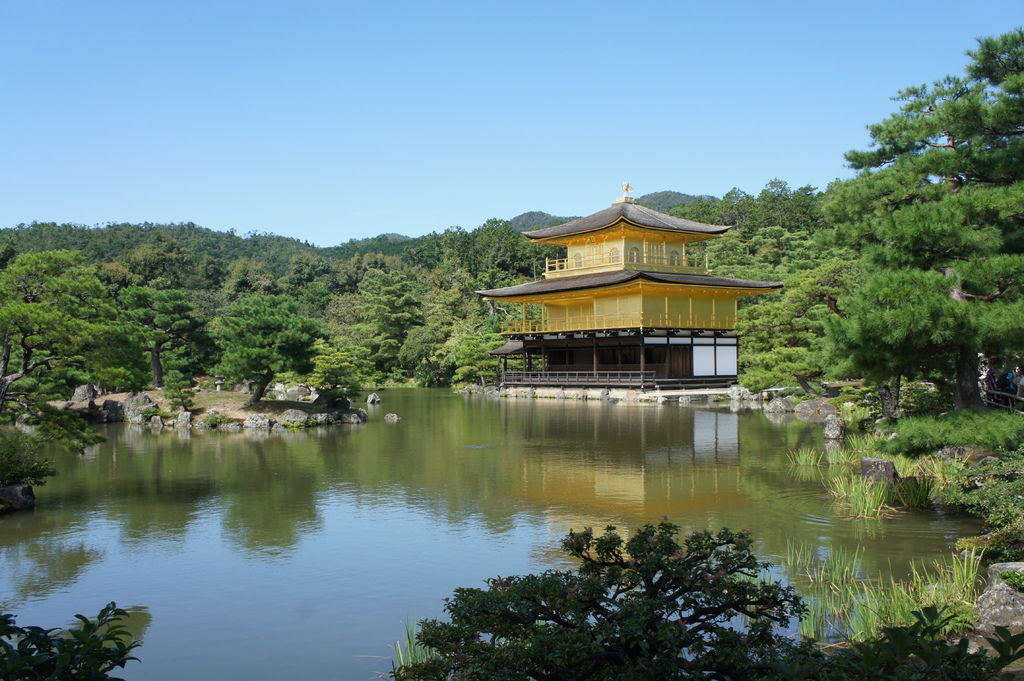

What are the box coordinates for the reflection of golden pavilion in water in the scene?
[510,407,746,562]
[478,186,782,389]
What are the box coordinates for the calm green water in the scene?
[0,390,979,680]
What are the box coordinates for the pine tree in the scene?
[824,29,1024,410]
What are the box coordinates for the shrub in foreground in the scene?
[0,602,140,680]
[394,523,810,680]
[392,522,1024,681]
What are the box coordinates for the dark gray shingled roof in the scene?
[476,270,782,298]
[488,340,524,355]
[522,201,731,240]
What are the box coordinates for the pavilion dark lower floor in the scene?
[491,330,739,390]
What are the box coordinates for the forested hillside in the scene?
[0,180,838,398]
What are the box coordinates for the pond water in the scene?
[0,389,980,680]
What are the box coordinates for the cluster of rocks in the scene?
[194,407,369,433]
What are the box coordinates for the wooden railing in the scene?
[503,371,656,387]
[500,312,730,334]
[982,387,1024,415]
[545,252,708,275]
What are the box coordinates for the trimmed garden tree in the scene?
[824,29,1024,410]
[120,287,208,387]
[394,523,807,681]
[214,294,321,404]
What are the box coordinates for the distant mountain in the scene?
[636,191,714,212]
[507,211,574,233]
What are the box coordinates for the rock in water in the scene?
[763,396,794,413]
[366,392,381,405]
[860,457,898,484]
[308,413,334,426]
[0,484,35,512]
[219,422,243,432]
[102,399,124,423]
[976,563,1024,636]
[175,411,192,429]
[823,414,845,441]
[149,415,163,429]
[384,413,400,423]
[242,413,271,430]
[278,409,310,425]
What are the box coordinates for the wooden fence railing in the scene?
[982,387,1024,415]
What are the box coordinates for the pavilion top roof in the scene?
[522,201,731,241]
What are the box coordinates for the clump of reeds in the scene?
[892,476,934,508]
[787,447,826,466]
[825,475,893,518]
[784,542,982,642]
[843,433,881,454]
[392,618,437,671]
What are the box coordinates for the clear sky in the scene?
[1,1,1020,246]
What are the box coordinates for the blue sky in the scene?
[1,2,1020,246]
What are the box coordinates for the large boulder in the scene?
[286,385,311,401]
[384,413,401,423]
[123,392,157,424]
[860,457,898,484]
[243,413,271,430]
[278,409,310,425]
[727,385,756,402]
[219,422,243,432]
[763,396,795,414]
[101,399,124,423]
[794,399,838,423]
[335,408,368,424]
[366,392,381,405]
[308,413,334,426]
[823,414,846,441]
[175,411,192,429]
[148,415,163,430]
[975,563,1024,636]
[71,384,98,402]
[0,484,35,512]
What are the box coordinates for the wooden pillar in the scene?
[639,335,646,390]
[592,336,598,376]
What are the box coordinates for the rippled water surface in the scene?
[0,390,980,680]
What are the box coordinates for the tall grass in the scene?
[787,447,826,466]
[825,476,892,518]
[784,542,982,642]
[392,618,436,671]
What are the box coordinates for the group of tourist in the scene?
[980,359,1024,399]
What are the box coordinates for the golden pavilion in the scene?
[477,186,782,389]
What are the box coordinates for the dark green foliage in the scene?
[306,340,369,399]
[879,412,1024,457]
[824,29,1024,409]
[214,294,322,403]
[942,448,1024,527]
[354,269,425,376]
[162,369,194,413]
[0,431,55,487]
[809,607,1024,681]
[0,602,140,680]
[120,287,208,387]
[636,190,708,212]
[394,522,807,681]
